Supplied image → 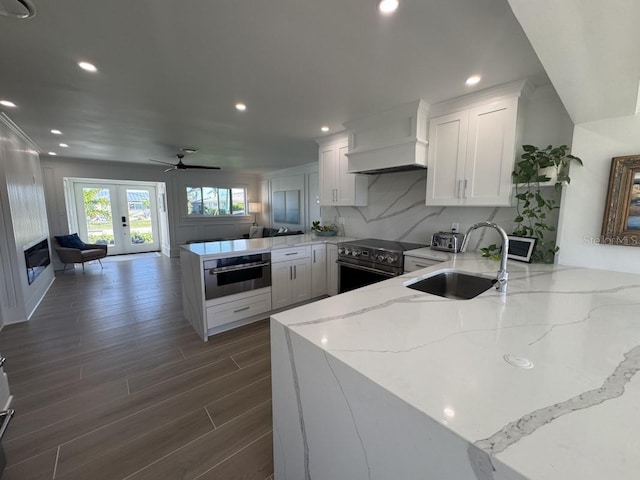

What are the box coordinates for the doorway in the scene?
[73,183,160,255]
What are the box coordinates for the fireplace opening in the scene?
[24,239,50,285]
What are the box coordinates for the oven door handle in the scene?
[209,262,270,274]
[336,260,397,277]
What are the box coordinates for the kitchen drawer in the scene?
[271,246,311,263]
[207,291,272,329]
[404,256,443,273]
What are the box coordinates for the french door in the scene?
[74,183,160,255]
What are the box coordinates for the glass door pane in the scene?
[81,187,116,247]
[126,188,154,246]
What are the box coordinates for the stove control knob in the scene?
[376,254,386,262]
[387,256,397,263]
[338,247,345,255]
[352,249,361,257]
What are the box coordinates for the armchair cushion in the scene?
[55,233,88,250]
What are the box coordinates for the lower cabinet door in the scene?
[291,257,311,304]
[311,244,327,297]
[327,245,339,296]
[271,262,293,310]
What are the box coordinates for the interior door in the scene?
[74,183,160,255]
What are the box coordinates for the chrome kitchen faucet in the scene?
[460,221,509,293]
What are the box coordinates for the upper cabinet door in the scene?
[425,111,469,206]
[335,141,356,205]
[464,98,518,206]
[319,144,337,205]
[317,133,367,207]
[426,96,520,207]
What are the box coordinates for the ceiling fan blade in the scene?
[149,159,176,166]
[164,166,177,173]
[183,165,221,170]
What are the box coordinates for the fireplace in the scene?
[24,239,50,285]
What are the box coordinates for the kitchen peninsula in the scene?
[271,255,640,479]
[180,234,355,340]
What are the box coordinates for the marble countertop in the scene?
[180,234,358,259]
[271,255,640,479]
[404,246,454,262]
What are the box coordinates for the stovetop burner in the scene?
[337,238,428,274]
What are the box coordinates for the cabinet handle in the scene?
[313,251,316,263]
[289,266,292,280]
[233,306,250,313]
[463,179,468,199]
[293,265,297,279]
[415,263,428,268]
[285,252,298,256]
[457,180,462,199]
[0,357,5,369]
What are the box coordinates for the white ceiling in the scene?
[0,0,549,173]
[508,0,640,125]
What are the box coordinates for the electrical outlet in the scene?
[451,222,460,232]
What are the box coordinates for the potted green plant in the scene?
[511,144,583,263]
[311,221,338,236]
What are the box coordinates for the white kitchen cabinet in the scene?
[206,289,272,330]
[426,96,520,207]
[327,244,339,296]
[403,255,442,273]
[318,133,368,206]
[271,247,312,310]
[311,244,327,297]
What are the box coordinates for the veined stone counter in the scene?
[271,255,640,479]
[180,233,357,260]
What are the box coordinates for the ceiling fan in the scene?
[149,153,221,172]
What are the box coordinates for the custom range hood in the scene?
[344,99,428,174]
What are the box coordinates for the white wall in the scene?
[41,156,261,257]
[556,115,640,273]
[0,114,53,324]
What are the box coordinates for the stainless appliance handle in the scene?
[336,260,397,277]
[209,261,270,274]
[0,409,14,441]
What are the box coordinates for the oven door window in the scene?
[339,263,395,294]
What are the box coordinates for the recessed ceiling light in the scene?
[180,147,198,154]
[48,152,57,156]
[378,0,399,14]
[51,129,62,135]
[78,61,98,73]
[465,75,481,86]
[235,103,247,112]
[321,126,330,132]
[59,143,69,148]
[0,100,17,108]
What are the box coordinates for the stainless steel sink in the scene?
[405,270,497,300]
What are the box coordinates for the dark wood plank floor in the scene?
[0,255,273,480]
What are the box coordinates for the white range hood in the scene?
[344,99,429,174]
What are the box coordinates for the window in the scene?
[186,187,247,216]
